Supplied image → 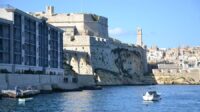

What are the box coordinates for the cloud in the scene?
[109,27,127,37]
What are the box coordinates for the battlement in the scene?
[31,7,109,38]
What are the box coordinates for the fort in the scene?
[31,6,148,85]
[1,5,199,91]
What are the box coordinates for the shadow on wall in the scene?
[94,49,158,85]
[95,68,158,85]
[141,64,158,84]
[92,48,159,85]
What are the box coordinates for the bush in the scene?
[24,69,35,74]
[15,69,44,74]
[35,70,44,74]
[0,69,10,73]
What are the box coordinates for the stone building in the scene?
[31,6,148,85]
[0,5,64,75]
[147,45,200,69]
[147,45,166,64]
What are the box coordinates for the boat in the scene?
[18,97,33,102]
[1,87,40,98]
[143,91,161,101]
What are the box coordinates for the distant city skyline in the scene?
[1,0,200,48]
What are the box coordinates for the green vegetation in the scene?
[0,69,10,73]
[15,69,45,75]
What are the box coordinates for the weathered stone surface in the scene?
[154,76,198,85]
[31,7,148,86]
[150,69,200,84]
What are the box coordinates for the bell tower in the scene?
[46,6,54,16]
[136,27,143,46]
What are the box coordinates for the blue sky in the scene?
[1,0,200,48]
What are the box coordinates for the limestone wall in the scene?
[89,37,148,85]
[0,74,63,90]
[63,35,93,75]
[60,29,147,85]
[45,13,108,38]
[84,14,108,38]
[63,35,148,85]
[152,68,200,84]
[77,75,95,87]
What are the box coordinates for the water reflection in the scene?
[1,85,200,112]
[62,91,94,112]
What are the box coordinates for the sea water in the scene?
[0,85,200,112]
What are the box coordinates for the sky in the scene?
[1,0,200,48]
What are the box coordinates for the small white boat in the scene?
[18,98,33,102]
[143,91,161,101]
[1,89,40,98]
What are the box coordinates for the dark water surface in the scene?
[1,85,200,112]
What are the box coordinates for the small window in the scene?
[63,77,68,83]
[0,25,3,37]
[72,77,78,83]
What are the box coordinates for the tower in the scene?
[136,27,143,47]
[46,6,54,16]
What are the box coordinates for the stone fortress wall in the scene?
[90,36,147,74]
[152,68,200,84]
[31,6,148,85]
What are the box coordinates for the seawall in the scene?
[152,68,200,84]
[0,74,63,90]
[0,74,96,90]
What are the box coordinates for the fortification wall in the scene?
[152,69,200,84]
[47,13,108,37]
[77,75,95,87]
[84,14,108,38]
[89,36,148,85]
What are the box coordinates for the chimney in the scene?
[46,6,54,16]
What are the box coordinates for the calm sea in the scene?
[1,85,200,112]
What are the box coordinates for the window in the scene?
[0,39,2,50]
[3,53,9,63]
[2,39,9,51]
[14,28,21,40]
[0,25,3,37]
[14,42,21,52]
[72,78,78,83]
[4,25,10,38]
[0,53,2,62]
[14,54,21,64]
[63,77,68,83]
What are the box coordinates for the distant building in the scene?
[147,45,200,70]
[147,45,165,64]
[0,5,64,75]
